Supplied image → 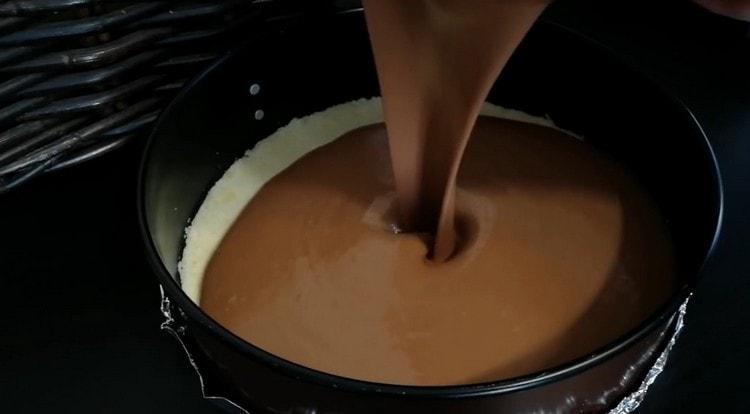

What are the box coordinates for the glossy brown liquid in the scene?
[201,119,675,385]
[363,0,552,260]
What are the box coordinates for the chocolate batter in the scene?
[363,0,552,260]
[201,118,675,385]
[195,0,676,386]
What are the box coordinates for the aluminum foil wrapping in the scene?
[607,297,689,414]
[159,286,690,414]
[160,286,251,414]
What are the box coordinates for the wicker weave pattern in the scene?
[0,0,336,192]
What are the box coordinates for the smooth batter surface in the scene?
[197,113,675,386]
[179,99,560,302]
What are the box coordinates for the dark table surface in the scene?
[2,1,748,413]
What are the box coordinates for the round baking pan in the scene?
[139,11,722,414]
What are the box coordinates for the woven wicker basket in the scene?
[0,0,359,192]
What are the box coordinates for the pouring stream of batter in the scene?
[363,0,552,260]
